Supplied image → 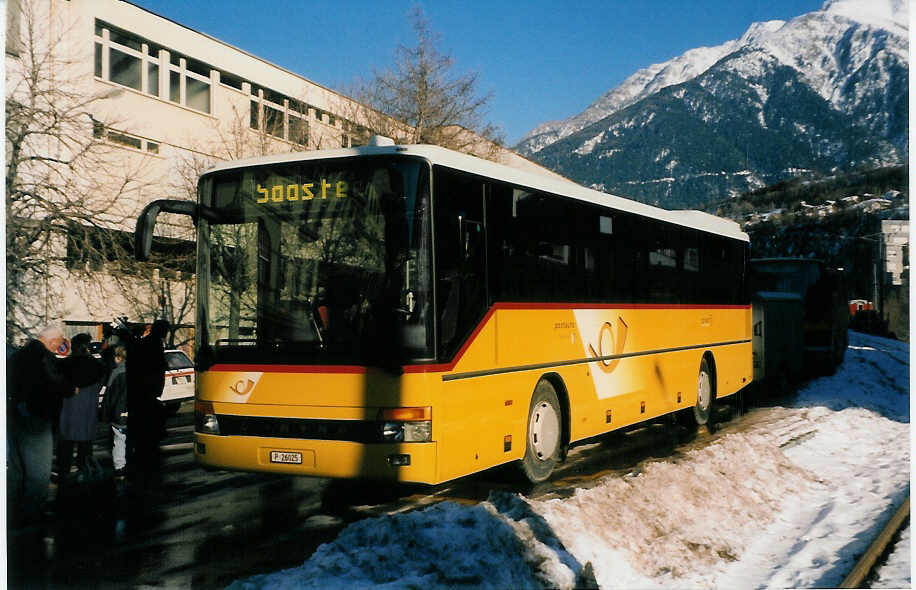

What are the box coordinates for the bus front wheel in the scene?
[520,380,563,483]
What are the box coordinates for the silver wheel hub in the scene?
[529,401,560,461]
[697,370,711,412]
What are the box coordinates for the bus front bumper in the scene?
[193,433,438,483]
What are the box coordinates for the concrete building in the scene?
[5,0,564,342]
[881,220,909,287]
[878,220,909,341]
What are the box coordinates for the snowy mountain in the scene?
[516,0,908,209]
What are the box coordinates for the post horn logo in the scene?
[587,316,629,374]
[230,379,255,396]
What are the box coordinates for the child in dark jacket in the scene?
[101,346,128,476]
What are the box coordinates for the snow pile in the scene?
[736,403,910,588]
[229,332,909,589]
[531,433,818,588]
[226,493,584,590]
[793,331,909,421]
[736,332,910,588]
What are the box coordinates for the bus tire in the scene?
[519,380,563,484]
[692,357,714,427]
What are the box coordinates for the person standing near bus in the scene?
[57,333,105,484]
[7,325,101,527]
[101,345,129,477]
[126,319,169,476]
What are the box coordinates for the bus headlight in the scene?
[380,421,403,441]
[403,420,431,442]
[195,400,220,435]
[378,407,432,442]
[379,420,431,442]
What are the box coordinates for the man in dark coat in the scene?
[57,333,104,482]
[126,319,169,474]
[7,325,102,526]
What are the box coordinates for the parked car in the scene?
[159,349,195,414]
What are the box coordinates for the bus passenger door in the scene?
[434,167,499,480]
[433,167,487,360]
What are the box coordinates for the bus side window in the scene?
[485,181,514,303]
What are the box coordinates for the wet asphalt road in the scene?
[7,395,753,589]
[9,406,341,589]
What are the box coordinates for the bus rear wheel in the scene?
[692,358,714,427]
[519,380,563,483]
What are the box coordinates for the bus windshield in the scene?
[198,156,433,366]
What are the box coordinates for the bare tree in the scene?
[351,6,504,156]
[5,0,154,341]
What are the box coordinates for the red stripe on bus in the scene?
[491,302,751,311]
[205,302,750,376]
[208,364,367,374]
[405,302,751,374]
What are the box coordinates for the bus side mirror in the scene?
[134,199,204,261]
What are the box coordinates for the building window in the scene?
[109,47,141,90]
[169,70,180,103]
[250,88,314,146]
[108,130,142,150]
[94,20,211,115]
[94,43,102,77]
[262,88,285,105]
[186,76,210,113]
[94,123,160,155]
[6,0,21,56]
[220,71,244,91]
[109,28,141,52]
[289,98,308,115]
[263,105,283,138]
[289,114,309,146]
[148,62,159,96]
[250,100,259,130]
[185,57,209,77]
[95,21,159,97]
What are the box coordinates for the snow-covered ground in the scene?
[229,331,910,590]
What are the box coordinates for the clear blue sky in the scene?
[130,0,825,145]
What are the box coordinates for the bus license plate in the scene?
[270,451,302,464]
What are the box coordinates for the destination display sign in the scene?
[255,180,348,204]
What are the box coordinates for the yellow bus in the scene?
[136,140,752,484]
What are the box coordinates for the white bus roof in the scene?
[202,144,749,242]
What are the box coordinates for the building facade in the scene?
[881,220,909,287]
[6,0,563,343]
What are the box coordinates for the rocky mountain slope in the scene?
[516,0,908,209]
